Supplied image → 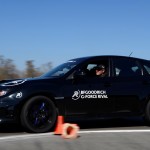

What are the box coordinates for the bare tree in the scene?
[39,62,53,74]
[0,55,19,80]
[25,60,36,77]
[0,55,53,80]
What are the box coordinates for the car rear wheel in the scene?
[21,96,57,133]
[144,100,150,124]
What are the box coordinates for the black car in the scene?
[1,55,150,133]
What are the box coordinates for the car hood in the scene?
[0,76,60,87]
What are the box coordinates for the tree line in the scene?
[0,55,52,80]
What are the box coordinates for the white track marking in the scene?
[1,129,150,142]
[79,129,150,134]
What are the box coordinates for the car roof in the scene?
[69,55,149,62]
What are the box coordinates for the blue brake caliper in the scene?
[34,102,46,126]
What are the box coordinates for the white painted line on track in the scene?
[1,129,150,142]
[79,129,150,134]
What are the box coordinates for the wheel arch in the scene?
[139,94,150,117]
[19,93,58,133]
[16,91,61,120]
[144,95,150,109]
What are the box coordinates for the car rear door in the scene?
[111,57,145,114]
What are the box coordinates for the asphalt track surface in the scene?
[0,118,150,150]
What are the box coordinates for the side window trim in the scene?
[136,60,144,76]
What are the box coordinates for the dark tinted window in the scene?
[78,59,109,77]
[113,58,141,77]
[141,61,150,75]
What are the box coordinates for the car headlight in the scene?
[0,90,7,96]
[1,79,26,87]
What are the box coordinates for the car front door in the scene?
[62,57,115,116]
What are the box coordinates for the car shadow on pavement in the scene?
[0,117,147,133]
[66,117,147,130]
[0,123,24,133]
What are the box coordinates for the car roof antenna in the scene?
[129,52,133,57]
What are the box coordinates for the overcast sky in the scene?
[0,0,150,70]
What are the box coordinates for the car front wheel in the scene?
[21,96,57,133]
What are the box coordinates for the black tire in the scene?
[21,96,57,133]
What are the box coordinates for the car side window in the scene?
[79,59,109,78]
[141,61,150,75]
[113,58,142,77]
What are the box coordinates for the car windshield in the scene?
[41,60,81,77]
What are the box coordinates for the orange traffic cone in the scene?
[61,123,79,139]
[54,116,64,135]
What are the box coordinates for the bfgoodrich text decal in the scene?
[72,90,108,100]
